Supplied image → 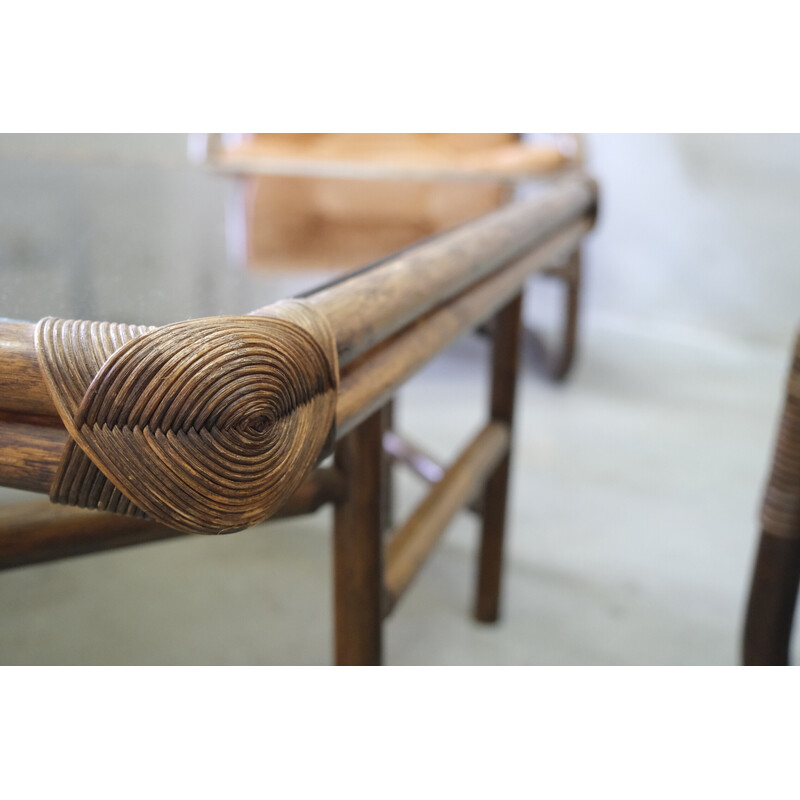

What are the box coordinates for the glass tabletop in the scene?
[0,133,529,508]
[0,133,520,328]
[0,136,337,327]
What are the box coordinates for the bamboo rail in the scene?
[335,218,589,435]
[0,411,65,492]
[0,467,345,571]
[295,177,595,365]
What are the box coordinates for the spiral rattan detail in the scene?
[35,301,339,534]
[761,334,800,540]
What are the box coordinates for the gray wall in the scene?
[0,134,333,327]
[579,133,800,348]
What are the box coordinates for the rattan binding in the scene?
[35,300,339,534]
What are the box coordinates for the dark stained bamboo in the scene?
[0,467,346,571]
[0,412,66,492]
[474,294,523,623]
[336,218,588,436]
[0,320,56,417]
[32,308,338,534]
[294,176,596,366]
[0,502,183,570]
[384,422,510,613]
[333,407,385,665]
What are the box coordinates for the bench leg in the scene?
[333,407,386,665]
[474,293,523,623]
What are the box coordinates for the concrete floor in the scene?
[0,322,792,664]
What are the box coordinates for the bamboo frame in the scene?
[0,173,598,664]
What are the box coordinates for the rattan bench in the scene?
[0,174,598,664]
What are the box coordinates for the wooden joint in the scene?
[33,301,340,534]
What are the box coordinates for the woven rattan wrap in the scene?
[35,301,338,534]
[761,334,800,540]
